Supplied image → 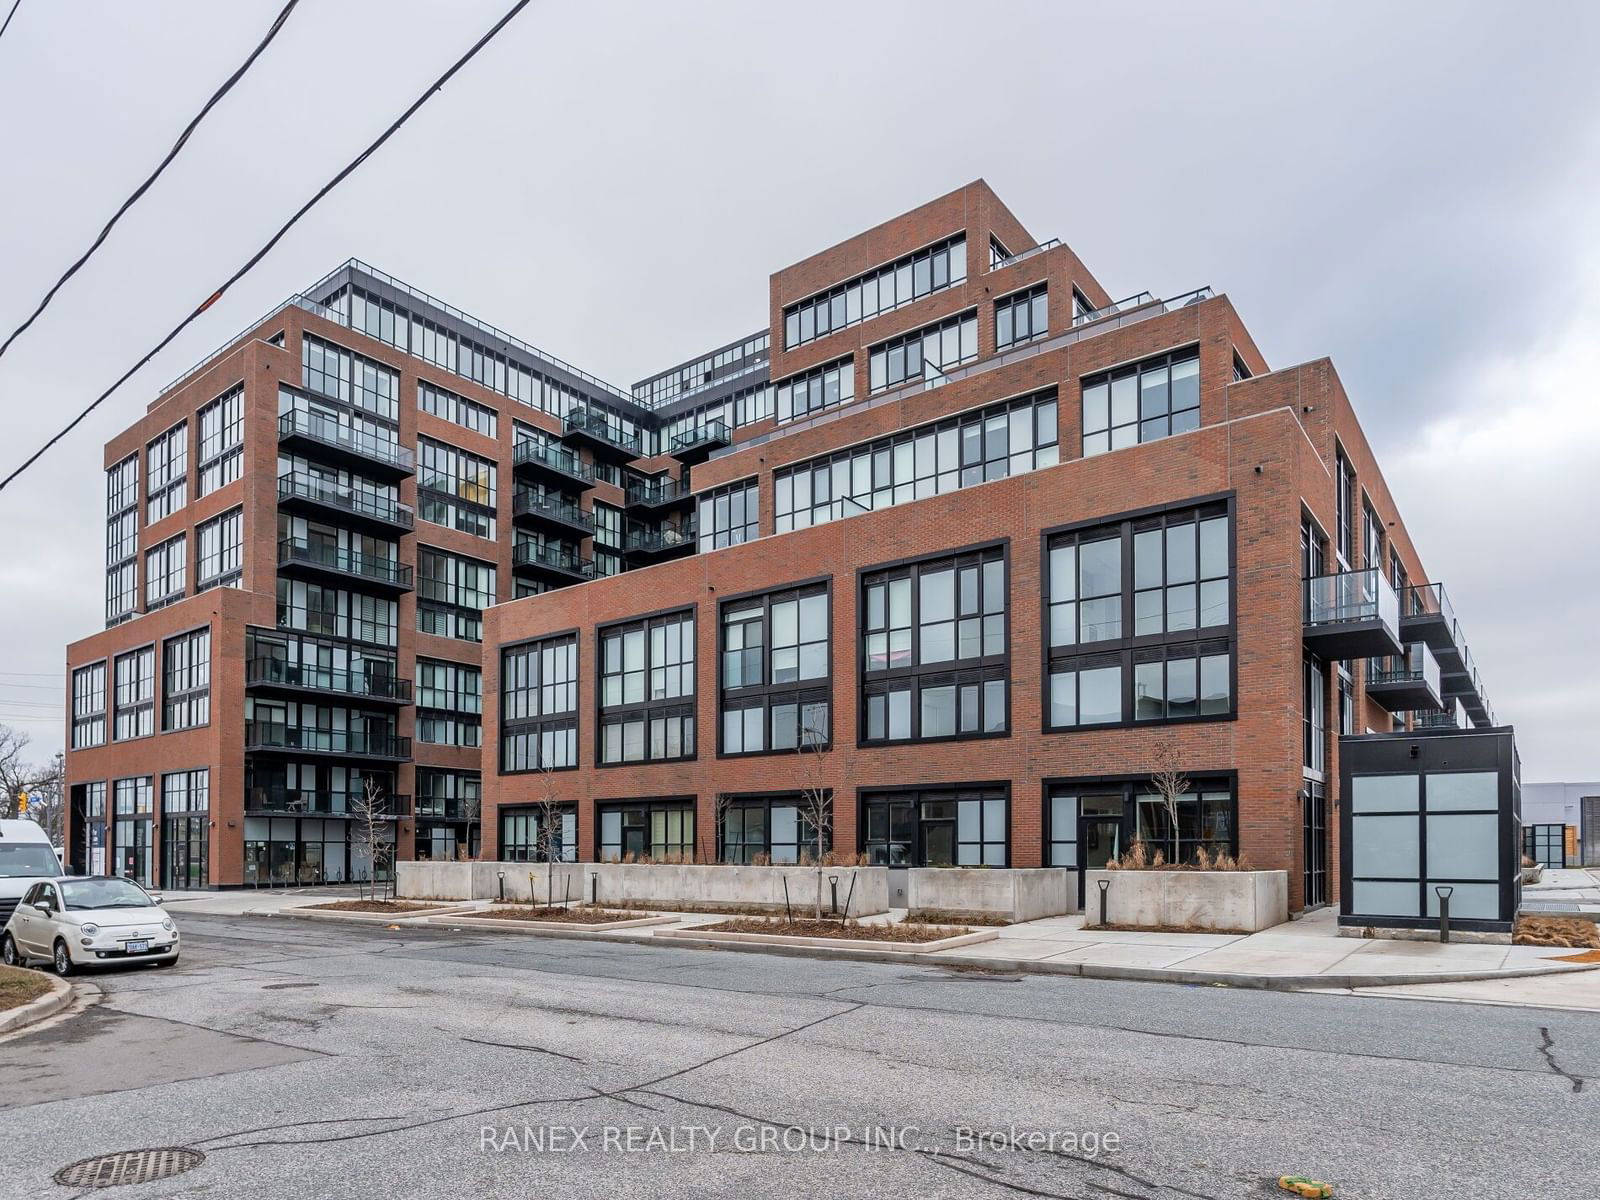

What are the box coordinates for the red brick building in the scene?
[64,182,1493,909]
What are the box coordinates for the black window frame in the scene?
[596,797,697,862]
[596,606,698,768]
[1081,345,1201,457]
[719,791,827,864]
[995,283,1048,350]
[498,630,579,774]
[1042,772,1240,872]
[161,625,211,732]
[497,801,577,863]
[859,782,1011,868]
[717,578,832,760]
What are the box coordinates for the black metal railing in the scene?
[512,492,594,532]
[277,472,414,529]
[244,722,411,758]
[245,657,412,703]
[247,786,413,817]
[512,439,594,483]
[563,407,641,455]
[511,542,596,578]
[278,538,412,588]
[277,408,414,472]
[669,419,731,454]
[625,476,690,506]
[624,522,696,554]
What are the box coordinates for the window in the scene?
[1082,348,1200,456]
[197,507,243,589]
[146,421,188,522]
[1362,496,1384,573]
[599,610,695,765]
[418,380,497,438]
[71,662,107,748]
[498,803,576,863]
[106,562,138,626]
[995,285,1047,349]
[197,386,243,496]
[1304,656,1327,775]
[112,647,155,740]
[303,334,399,421]
[697,479,759,552]
[1047,781,1236,868]
[783,234,967,349]
[988,235,1012,269]
[106,454,139,626]
[163,628,210,731]
[633,333,770,408]
[862,547,1007,743]
[1046,502,1233,729]
[598,799,695,862]
[862,786,1008,867]
[144,534,186,609]
[416,768,482,822]
[276,579,397,647]
[1231,351,1253,382]
[775,357,855,423]
[113,776,155,885]
[418,438,496,539]
[868,311,978,393]
[500,635,578,772]
[720,584,829,756]
[722,795,821,864]
[775,391,1058,532]
[162,768,209,814]
[1336,445,1356,565]
[417,547,496,642]
[593,500,624,578]
[416,658,482,747]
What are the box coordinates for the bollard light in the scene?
[497,869,506,902]
[829,874,840,915]
[1097,877,1111,928]
[1435,885,1454,944]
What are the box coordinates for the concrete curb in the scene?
[276,910,1600,991]
[654,926,998,953]
[0,972,73,1037]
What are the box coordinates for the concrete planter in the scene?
[906,868,1075,921]
[399,860,890,915]
[654,925,996,954]
[430,911,677,933]
[1085,869,1288,933]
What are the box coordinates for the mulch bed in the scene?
[1082,922,1252,936]
[306,900,437,914]
[904,909,1012,927]
[587,899,790,917]
[1514,914,1600,949]
[0,965,52,1011]
[698,918,963,943]
[482,906,652,923]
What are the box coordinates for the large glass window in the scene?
[71,661,107,749]
[1082,348,1200,456]
[417,547,496,642]
[418,380,498,438]
[775,391,1058,532]
[162,627,210,731]
[783,234,967,349]
[146,421,188,523]
[720,584,830,756]
[1336,446,1356,565]
[599,610,695,765]
[196,507,244,590]
[144,533,186,609]
[697,479,759,552]
[1046,502,1233,729]
[498,803,576,863]
[862,786,1008,867]
[416,658,482,747]
[418,437,497,539]
[105,455,139,626]
[995,284,1047,349]
[868,310,978,393]
[500,635,578,772]
[1047,781,1236,868]
[598,799,695,863]
[774,357,855,423]
[112,647,155,741]
[197,386,243,496]
[303,334,399,422]
[862,547,1006,743]
[722,795,820,864]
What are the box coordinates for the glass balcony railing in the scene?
[669,419,731,455]
[278,472,413,529]
[512,492,594,532]
[1403,582,1455,626]
[1368,642,1442,694]
[564,407,642,456]
[1304,568,1400,630]
[624,522,696,554]
[625,476,690,507]
[512,439,594,483]
[247,786,412,817]
[244,721,410,758]
[277,408,414,472]
[245,657,412,703]
[278,538,412,588]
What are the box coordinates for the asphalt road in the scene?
[1,913,1595,1200]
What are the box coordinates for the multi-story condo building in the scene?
[63,181,1497,911]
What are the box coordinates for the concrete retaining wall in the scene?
[399,861,889,915]
[906,868,1075,920]
[1086,869,1288,932]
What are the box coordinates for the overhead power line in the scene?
[0,0,534,494]
[0,1,21,48]
[0,0,301,363]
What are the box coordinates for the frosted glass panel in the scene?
[1426,771,1498,811]
[1351,774,1419,812]
[1426,813,1499,880]
[1351,814,1418,877]
[1353,880,1419,917]
[1426,882,1498,919]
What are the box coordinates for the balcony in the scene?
[245,657,412,706]
[244,721,411,761]
[668,419,731,465]
[561,407,641,463]
[1303,568,1402,660]
[277,538,414,595]
[1413,700,1467,731]
[1442,664,1495,729]
[623,474,695,514]
[247,786,412,818]
[1399,583,1459,661]
[511,542,597,586]
[511,439,595,491]
[622,521,696,565]
[1366,642,1442,713]
[278,408,415,480]
[278,472,414,537]
[511,492,595,538]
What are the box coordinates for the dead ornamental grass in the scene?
[699,917,964,943]
[904,909,1013,927]
[306,900,437,914]
[481,906,653,924]
[1105,842,1255,872]
[0,965,52,1011]
[1514,914,1600,949]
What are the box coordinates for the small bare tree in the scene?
[1146,743,1190,864]
[459,788,483,861]
[0,726,56,823]
[709,791,734,863]
[795,707,834,918]
[532,760,566,905]
[352,776,392,900]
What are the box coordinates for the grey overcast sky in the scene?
[1,0,1597,777]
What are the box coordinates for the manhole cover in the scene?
[54,1148,205,1189]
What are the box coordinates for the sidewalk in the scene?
[180,890,1597,992]
[1518,867,1600,916]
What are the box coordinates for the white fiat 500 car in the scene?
[1,876,179,975]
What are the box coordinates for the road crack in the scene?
[1537,1026,1584,1092]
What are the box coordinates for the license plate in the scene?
[125,940,149,953]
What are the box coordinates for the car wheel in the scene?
[1,933,19,967]
[52,939,74,977]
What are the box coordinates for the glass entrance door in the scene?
[1077,796,1124,910]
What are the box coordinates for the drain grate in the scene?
[54,1148,205,1189]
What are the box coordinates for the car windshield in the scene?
[0,843,61,879]
[59,878,154,910]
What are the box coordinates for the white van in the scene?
[0,819,63,931]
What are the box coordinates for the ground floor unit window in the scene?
[162,815,209,890]
[721,794,825,863]
[243,816,393,885]
[498,805,577,862]
[415,820,480,862]
[1045,779,1236,874]
[861,785,1008,867]
[598,798,694,862]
